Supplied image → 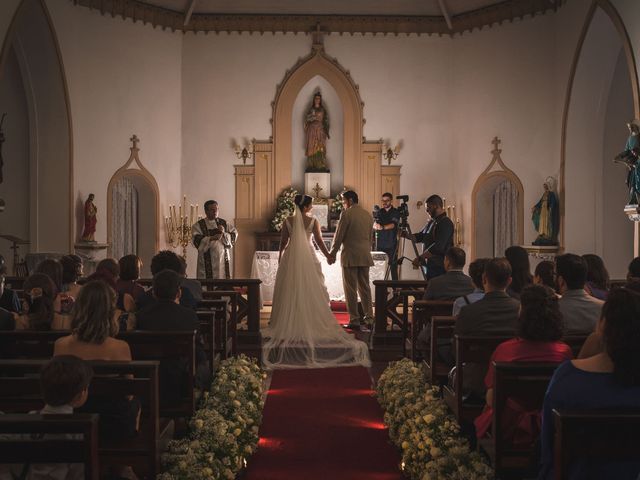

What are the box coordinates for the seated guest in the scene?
[505,245,533,300]
[0,355,94,480]
[137,269,209,401]
[534,261,557,291]
[53,280,140,440]
[0,307,14,330]
[539,287,640,480]
[424,247,474,300]
[88,258,135,315]
[452,257,488,316]
[36,258,74,315]
[178,256,203,303]
[452,258,521,397]
[136,250,197,311]
[15,273,68,330]
[583,253,610,301]
[60,254,84,299]
[474,285,572,441]
[0,268,21,314]
[556,253,603,335]
[579,282,640,359]
[116,254,146,304]
[455,258,520,336]
[627,256,640,283]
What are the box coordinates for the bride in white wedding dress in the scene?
[262,194,371,369]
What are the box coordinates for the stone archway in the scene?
[107,135,159,276]
[471,138,525,259]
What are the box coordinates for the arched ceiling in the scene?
[71,0,565,35]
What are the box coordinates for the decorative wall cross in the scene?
[130,134,140,151]
[491,136,502,155]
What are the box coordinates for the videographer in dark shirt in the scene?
[405,194,454,279]
[373,192,401,280]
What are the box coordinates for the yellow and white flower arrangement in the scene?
[376,358,494,480]
[158,354,266,480]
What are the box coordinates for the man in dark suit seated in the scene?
[455,257,520,336]
[424,247,474,300]
[451,257,520,399]
[137,269,209,403]
[0,268,21,314]
[136,250,198,311]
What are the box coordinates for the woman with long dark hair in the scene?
[540,287,640,479]
[582,253,610,301]
[505,245,533,299]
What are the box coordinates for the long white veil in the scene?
[262,208,371,369]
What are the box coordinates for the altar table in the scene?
[250,251,388,303]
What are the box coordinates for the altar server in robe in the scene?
[192,200,238,279]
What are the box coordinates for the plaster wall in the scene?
[45,0,182,269]
[0,48,29,269]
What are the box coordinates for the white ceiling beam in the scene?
[184,0,198,26]
[437,0,453,30]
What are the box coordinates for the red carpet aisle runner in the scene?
[243,367,402,480]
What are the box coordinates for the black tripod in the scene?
[386,215,428,282]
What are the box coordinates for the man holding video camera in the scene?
[373,192,400,280]
[405,194,454,279]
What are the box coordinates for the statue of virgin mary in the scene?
[532,178,559,246]
[304,91,330,172]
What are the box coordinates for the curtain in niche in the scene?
[493,180,518,256]
[112,177,138,260]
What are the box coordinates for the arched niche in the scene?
[272,42,364,207]
[471,139,524,259]
[561,0,639,277]
[107,137,159,276]
[0,0,73,266]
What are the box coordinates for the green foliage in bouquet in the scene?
[269,187,298,232]
[376,358,494,480]
[158,355,266,480]
[330,189,346,216]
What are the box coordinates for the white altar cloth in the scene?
[251,250,388,303]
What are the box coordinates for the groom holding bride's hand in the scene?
[328,190,374,331]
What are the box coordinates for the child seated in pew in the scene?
[475,285,572,443]
[539,286,640,480]
[0,355,93,480]
[53,281,141,440]
[137,269,210,403]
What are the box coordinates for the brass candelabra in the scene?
[165,195,200,259]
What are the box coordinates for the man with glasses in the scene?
[373,192,400,280]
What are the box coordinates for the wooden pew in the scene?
[0,413,100,480]
[443,335,511,423]
[0,360,170,478]
[553,409,640,480]
[410,300,454,361]
[424,315,456,385]
[0,330,197,419]
[198,295,236,358]
[372,280,428,347]
[478,362,560,479]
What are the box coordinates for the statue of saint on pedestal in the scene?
[81,193,97,242]
[614,120,640,205]
[532,179,559,246]
[304,91,330,172]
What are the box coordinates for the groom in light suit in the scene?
[328,190,374,330]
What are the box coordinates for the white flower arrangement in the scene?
[376,358,494,480]
[158,355,266,480]
[330,190,346,216]
[269,187,298,232]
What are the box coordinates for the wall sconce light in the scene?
[232,139,254,165]
[381,139,403,165]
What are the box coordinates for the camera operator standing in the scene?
[404,194,454,279]
[373,192,400,280]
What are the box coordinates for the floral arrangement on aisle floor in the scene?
[158,355,266,480]
[376,358,494,480]
[269,187,298,232]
